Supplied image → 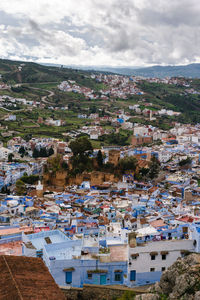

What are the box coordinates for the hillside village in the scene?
[0,61,200,293]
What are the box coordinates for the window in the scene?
[150,268,155,272]
[87,273,92,279]
[151,255,155,260]
[162,254,166,260]
[65,271,72,284]
[161,267,166,272]
[115,273,122,282]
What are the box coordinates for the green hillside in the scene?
[0,58,199,144]
[0,59,103,90]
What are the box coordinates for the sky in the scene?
[0,0,200,67]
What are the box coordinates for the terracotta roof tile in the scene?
[0,255,65,300]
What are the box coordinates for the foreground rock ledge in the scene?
[136,253,200,300]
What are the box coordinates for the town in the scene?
[0,58,200,299]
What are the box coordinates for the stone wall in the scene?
[68,171,120,186]
[61,284,146,300]
[43,171,67,187]
[108,150,120,166]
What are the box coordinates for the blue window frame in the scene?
[65,271,72,284]
[115,273,122,282]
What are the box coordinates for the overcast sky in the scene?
[0,0,200,67]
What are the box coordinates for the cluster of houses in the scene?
[58,75,144,100]
[0,95,40,108]
[0,161,42,191]
[0,120,199,288]
[0,173,200,288]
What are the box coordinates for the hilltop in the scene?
[77,63,200,78]
[0,59,103,90]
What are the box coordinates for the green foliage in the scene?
[97,150,103,167]
[24,133,32,142]
[68,137,93,176]
[69,136,93,156]
[44,154,68,175]
[33,147,54,158]
[16,179,26,195]
[179,157,192,166]
[8,153,14,162]
[117,291,136,300]
[1,186,10,194]
[117,156,138,174]
[148,156,160,179]
[20,174,39,184]
[19,146,26,156]
[99,131,130,146]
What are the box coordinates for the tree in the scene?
[16,180,26,195]
[44,154,68,175]
[1,186,10,194]
[19,146,25,156]
[33,148,39,158]
[179,157,192,167]
[69,137,93,176]
[20,174,39,184]
[24,134,32,142]
[148,156,160,179]
[8,153,14,162]
[39,147,48,157]
[69,137,93,156]
[48,147,54,156]
[117,156,138,174]
[97,150,103,167]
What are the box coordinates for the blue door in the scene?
[130,270,136,281]
[93,274,99,285]
[100,274,106,285]
[65,271,72,284]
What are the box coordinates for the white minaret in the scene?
[150,110,153,121]
[36,180,43,197]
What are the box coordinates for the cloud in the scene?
[0,0,200,66]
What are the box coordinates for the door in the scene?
[93,274,99,285]
[100,274,106,285]
[130,270,136,281]
[65,271,72,284]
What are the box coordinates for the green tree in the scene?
[16,179,26,195]
[19,146,25,156]
[97,150,103,167]
[39,147,48,157]
[148,156,160,179]
[179,157,192,167]
[69,136,93,156]
[8,153,14,162]
[20,174,39,184]
[44,154,68,175]
[48,147,54,156]
[117,156,138,174]
[24,134,32,142]
[69,137,93,176]
[33,148,39,158]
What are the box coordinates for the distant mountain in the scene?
[85,63,200,78]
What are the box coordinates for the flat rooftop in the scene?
[28,230,70,250]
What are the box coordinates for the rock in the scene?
[135,294,160,300]
[194,291,200,300]
[137,254,200,300]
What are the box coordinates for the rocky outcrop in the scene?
[141,253,200,300]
